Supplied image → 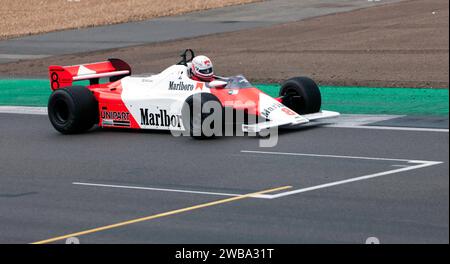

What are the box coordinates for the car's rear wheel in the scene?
[182,93,223,139]
[48,86,98,134]
[279,77,321,114]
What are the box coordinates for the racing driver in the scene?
[188,55,215,82]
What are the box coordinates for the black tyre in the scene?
[182,93,223,139]
[279,77,321,114]
[48,86,98,134]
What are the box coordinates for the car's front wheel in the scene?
[279,77,321,114]
[182,93,223,139]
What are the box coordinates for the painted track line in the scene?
[241,150,441,163]
[0,106,47,115]
[0,106,447,132]
[242,150,443,199]
[325,124,449,133]
[0,54,50,60]
[77,152,444,201]
[269,161,442,199]
[31,185,291,244]
[73,182,273,199]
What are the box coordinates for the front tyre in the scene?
[279,77,321,114]
[48,86,98,134]
[182,93,223,139]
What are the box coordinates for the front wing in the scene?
[241,110,340,133]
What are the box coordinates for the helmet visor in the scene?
[198,68,213,75]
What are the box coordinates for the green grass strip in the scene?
[257,84,449,116]
[0,79,448,116]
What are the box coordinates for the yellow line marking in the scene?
[32,185,291,244]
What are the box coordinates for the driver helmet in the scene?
[191,55,214,81]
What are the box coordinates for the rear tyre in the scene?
[48,86,98,134]
[279,77,321,114]
[182,93,223,139]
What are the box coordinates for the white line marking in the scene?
[314,114,448,132]
[241,150,443,199]
[318,114,403,126]
[241,150,436,163]
[76,151,443,200]
[268,161,442,199]
[72,182,272,199]
[0,54,50,60]
[0,108,447,132]
[324,124,449,133]
[0,106,47,115]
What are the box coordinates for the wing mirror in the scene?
[208,80,227,89]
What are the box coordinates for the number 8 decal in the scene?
[51,72,59,90]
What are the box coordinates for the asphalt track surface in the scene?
[0,113,448,243]
[0,0,402,64]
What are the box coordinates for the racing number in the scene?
[51,72,59,90]
[281,107,296,115]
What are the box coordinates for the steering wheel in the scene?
[177,49,195,66]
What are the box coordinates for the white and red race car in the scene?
[47,49,339,137]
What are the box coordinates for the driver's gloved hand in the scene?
[186,63,193,76]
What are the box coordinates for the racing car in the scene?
[47,49,339,138]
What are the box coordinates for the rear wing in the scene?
[48,58,131,90]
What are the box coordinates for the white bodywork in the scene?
[118,64,339,132]
[121,65,205,130]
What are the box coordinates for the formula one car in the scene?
[47,49,339,137]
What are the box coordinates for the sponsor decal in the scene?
[195,82,204,91]
[102,119,131,127]
[169,81,194,91]
[101,110,131,127]
[140,108,182,128]
[281,107,297,116]
[260,102,285,118]
[101,110,130,121]
[102,119,114,126]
